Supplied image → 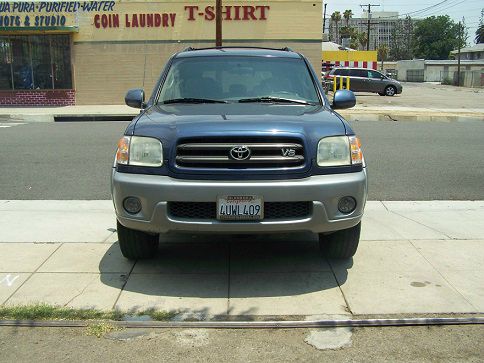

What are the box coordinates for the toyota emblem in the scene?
[229,146,251,160]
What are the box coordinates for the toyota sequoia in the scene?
[112,47,368,260]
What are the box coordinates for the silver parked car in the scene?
[326,67,403,96]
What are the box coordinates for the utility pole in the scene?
[360,4,380,50]
[323,3,327,37]
[216,0,222,46]
[457,19,462,86]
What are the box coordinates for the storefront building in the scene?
[0,0,322,105]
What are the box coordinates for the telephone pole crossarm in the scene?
[360,3,380,50]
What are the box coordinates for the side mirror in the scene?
[332,90,356,109]
[125,88,145,109]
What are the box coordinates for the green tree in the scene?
[476,10,484,43]
[477,24,484,44]
[340,10,355,47]
[349,38,359,50]
[377,44,389,70]
[389,16,414,60]
[413,15,466,59]
[343,9,353,26]
[340,26,357,40]
[357,32,368,50]
[331,11,342,43]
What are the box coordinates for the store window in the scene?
[0,35,72,90]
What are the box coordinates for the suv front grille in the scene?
[168,202,312,220]
[176,138,304,168]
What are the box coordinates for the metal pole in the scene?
[457,20,461,87]
[215,0,222,47]
[367,5,371,50]
[323,4,327,35]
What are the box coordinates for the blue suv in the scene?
[112,47,367,260]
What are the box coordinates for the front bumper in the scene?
[112,169,368,234]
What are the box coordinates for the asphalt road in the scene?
[0,119,483,200]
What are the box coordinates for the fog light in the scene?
[338,196,356,214]
[123,197,141,214]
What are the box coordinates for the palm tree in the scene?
[476,24,484,43]
[343,9,353,27]
[357,32,368,50]
[350,38,359,50]
[377,44,389,70]
[331,11,342,43]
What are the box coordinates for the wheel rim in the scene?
[386,86,396,96]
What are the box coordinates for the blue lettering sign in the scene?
[0,1,116,14]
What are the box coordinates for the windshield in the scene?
[158,56,320,105]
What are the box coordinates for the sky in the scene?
[324,0,483,46]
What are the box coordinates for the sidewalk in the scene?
[1,200,483,318]
[0,105,137,123]
[342,105,484,122]
[0,104,483,123]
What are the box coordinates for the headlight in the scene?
[115,136,163,167]
[317,136,363,167]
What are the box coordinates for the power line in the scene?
[362,0,461,20]
[360,4,380,50]
[416,0,467,17]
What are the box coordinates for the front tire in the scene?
[384,85,397,96]
[117,220,159,260]
[319,223,361,259]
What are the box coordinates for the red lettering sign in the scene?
[93,4,269,30]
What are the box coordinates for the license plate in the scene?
[217,195,263,221]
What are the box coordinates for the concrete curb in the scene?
[1,105,483,123]
[339,109,484,122]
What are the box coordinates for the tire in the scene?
[384,85,397,96]
[319,223,361,259]
[117,220,159,260]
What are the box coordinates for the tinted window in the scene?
[159,56,319,103]
[350,69,368,78]
[334,68,349,76]
[368,70,383,79]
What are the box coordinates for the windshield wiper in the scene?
[162,98,228,104]
[238,97,315,105]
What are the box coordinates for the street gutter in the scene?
[1,316,483,329]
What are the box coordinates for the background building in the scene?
[450,44,484,61]
[0,0,323,106]
[349,11,398,50]
[329,11,415,51]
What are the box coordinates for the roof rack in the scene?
[180,46,294,52]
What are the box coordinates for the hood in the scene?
[131,104,348,147]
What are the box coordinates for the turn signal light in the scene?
[116,136,130,165]
[349,136,363,165]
